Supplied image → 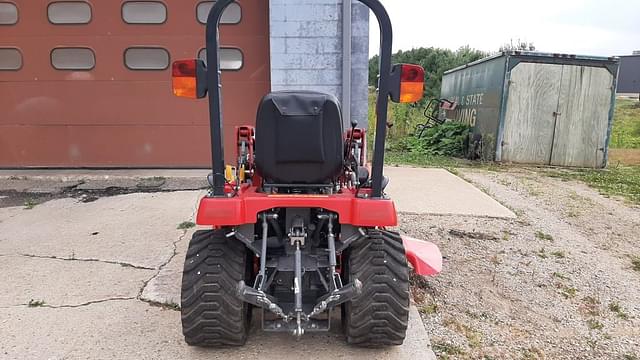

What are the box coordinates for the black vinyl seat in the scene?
[255,91,344,184]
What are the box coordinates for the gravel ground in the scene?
[401,167,640,360]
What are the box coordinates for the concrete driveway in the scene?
[0,167,513,359]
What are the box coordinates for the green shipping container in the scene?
[440,51,619,168]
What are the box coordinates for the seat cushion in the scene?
[255,91,344,184]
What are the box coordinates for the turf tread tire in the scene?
[345,229,410,347]
[181,229,251,347]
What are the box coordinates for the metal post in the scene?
[205,0,235,196]
[342,0,352,128]
[357,0,394,198]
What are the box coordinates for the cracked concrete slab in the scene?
[140,229,193,307]
[0,191,203,269]
[0,300,434,359]
[0,170,209,194]
[0,173,440,358]
[0,255,154,308]
[75,178,141,191]
[0,178,83,194]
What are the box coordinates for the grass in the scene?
[586,319,604,331]
[522,347,545,360]
[177,221,196,230]
[443,318,483,349]
[418,303,438,315]
[28,299,45,307]
[165,302,180,310]
[535,231,554,242]
[610,99,640,149]
[608,301,630,320]
[555,282,578,299]
[631,256,640,272]
[552,272,570,281]
[432,342,466,358]
[547,166,640,204]
[550,250,566,259]
[582,296,600,316]
[562,286,577,299]
[23,198,38,210]
[535,248,548,259]
[385,151,468,172]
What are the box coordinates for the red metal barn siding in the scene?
[0,0,270,167]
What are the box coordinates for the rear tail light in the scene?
[171,59,207,99]
[398,64,425,103]
[388,63,426,103]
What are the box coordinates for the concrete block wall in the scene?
[270,0,370,127]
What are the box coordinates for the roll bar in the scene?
[205,0,394,198]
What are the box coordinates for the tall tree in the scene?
[369,46,488,102]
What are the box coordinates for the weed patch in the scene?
[433,342,466,358]
[23,198,38,210]
[177,221,196,230]
[609,302,630,320]
[586,319,604,331]
[28,299,45,307]
[535,231,554,242]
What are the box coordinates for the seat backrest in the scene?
[255,91,344,184]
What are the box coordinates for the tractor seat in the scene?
[255,91,344,184]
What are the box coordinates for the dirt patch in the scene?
[609,149,640,166]
[404,168,640,359]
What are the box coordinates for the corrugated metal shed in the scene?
[617,55,640,94]
[441,51,619,168]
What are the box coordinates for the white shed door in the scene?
[550,66,613,167]
[501,63,563,164]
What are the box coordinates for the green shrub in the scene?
[408,121,471,157]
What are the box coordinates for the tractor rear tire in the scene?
[344,229,410,347]
[181,229,252,347]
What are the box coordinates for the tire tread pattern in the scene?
[345,229,410,347]
[181,229,249,347]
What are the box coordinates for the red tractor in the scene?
[171,0,442,347]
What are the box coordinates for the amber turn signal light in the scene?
[398,64,425,103]
[172,59,207,99]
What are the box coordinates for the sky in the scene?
[369,0,640,57]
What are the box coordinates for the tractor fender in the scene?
[402,235,442,276]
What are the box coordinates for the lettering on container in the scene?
[445,92,485,127]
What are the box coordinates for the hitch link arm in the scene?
[255,213,276,290]
[318,214,341,290]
